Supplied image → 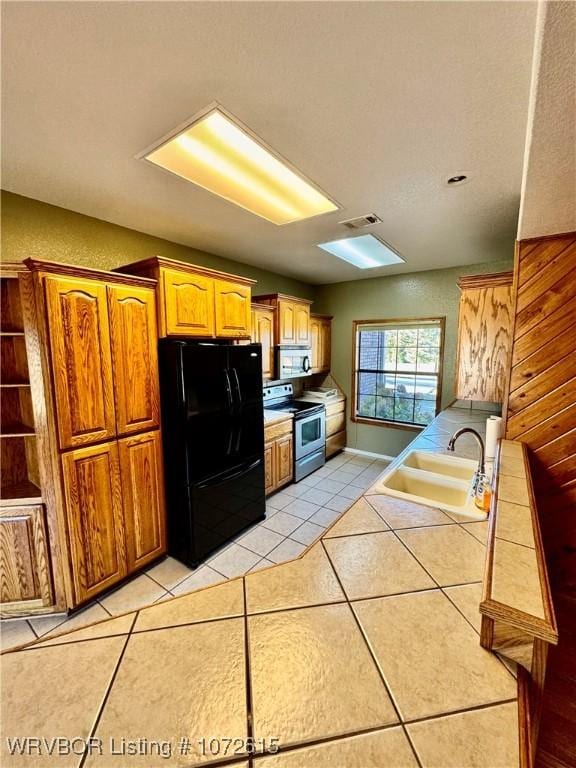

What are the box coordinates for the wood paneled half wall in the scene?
[505,231,576,590]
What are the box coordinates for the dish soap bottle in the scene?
[474,473,492,512]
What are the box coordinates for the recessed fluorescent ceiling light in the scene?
[142,106,338,225]
[318,234,405,269]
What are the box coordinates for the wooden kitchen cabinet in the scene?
[214,279,251,337]
[275,434,293,487]
[455,272,513,402]
[20,259,167,612]
[264,416,294,495]
[0,504,53,612]
[325,397,347,458]
[118,430,166,572]
[44,275,116,450]
[108,284,160,436]
[251,303,275,380]
[162,267,215,337]
[61,441,127,605]
[115,257,256,339]
[253,293,313,348]
[310,313,332,374]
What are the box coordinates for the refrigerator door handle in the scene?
[195,458,262,490]
[231,367,242,408]
[223,369,234,410]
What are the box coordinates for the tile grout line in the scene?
[78,611,139,768]
[241,577,254,750]
[319,538,425,768]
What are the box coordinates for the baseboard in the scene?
[343,447,394,462]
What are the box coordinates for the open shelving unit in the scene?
[1,265,42,507]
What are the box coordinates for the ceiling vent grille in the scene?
[339,213,382,230]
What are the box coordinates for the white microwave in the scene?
[276,347,312,379]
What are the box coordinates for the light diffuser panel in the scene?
[318,234,405,268]
[143,107,338,225]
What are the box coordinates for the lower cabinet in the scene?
[61,442,127,605]
[264,418,294,495]
[61,429,167,606]
[326,398,347,458]
[0,504,53,614]
[118,431,166,572]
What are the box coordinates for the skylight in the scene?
[142,106,339,225]
[317,234,405,269]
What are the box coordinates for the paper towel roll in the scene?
[485,416,502,460]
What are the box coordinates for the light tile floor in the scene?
[0,451,389,652]
[1,409,520,767]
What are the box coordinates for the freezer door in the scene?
[168,458,266,568]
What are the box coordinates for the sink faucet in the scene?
[447,428,485,475]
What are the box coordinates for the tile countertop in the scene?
[1,405,520,768]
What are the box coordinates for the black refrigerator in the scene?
[159,340,266,567]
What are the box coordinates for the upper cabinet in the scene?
[162,268,215,337]
[252,293,313,347]
[115,257,255,339]
[44,275,116,449]
[251,303,275,380]
[214,279,251,337]
[310,313,332,374]
[455,272,514,402]
[108,284,160,436]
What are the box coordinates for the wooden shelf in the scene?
[1,382,30,389]
[0,330,25,336]
[0,479,42,507]
[1,422,36,437]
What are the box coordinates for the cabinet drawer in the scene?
[264,418,293,442]
[0,504,53,612]
[326,411,346,437]
[162,268,215,337]
[326,430,346,458]
[326,399,345,417]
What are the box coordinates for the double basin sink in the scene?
[374,449,488,521]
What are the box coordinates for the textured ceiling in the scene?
[518,0,576,240]
[1,1,537,283]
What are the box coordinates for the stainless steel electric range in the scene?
[263,383,326,481]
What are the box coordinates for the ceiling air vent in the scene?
[339,213,382,230]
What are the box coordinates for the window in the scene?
[352,318,445,428]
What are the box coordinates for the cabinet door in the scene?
[295,304,311,346]
[214,280,251,338]
[118,431,166,572]
[310,317,321,373]
[163,268,215,337]
[61,442,127,605]
[253,308,275,380]
[0,505,53,610]
[108,285,160,436]
[320,320,331,373]
[277,300,296,345]
[44,276,116,449]
[264,442,275,495]
[275,434,293,489]
[456,284,513,401]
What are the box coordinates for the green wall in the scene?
[314,258,513,456]
[2,190,513,457]
[0,191,315,299]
